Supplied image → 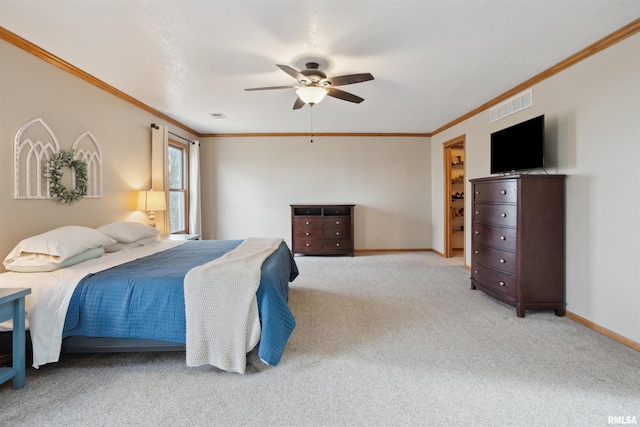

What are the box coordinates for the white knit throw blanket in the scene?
[184,237,283,373]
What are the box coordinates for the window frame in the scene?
[167,139,189,234]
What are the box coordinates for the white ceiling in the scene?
[1,1,638,135]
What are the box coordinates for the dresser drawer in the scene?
[471,262,516,299]
[473,180,517,203]
[323,217,351,228]
[472,223,517,251]
[323,239,352,251]
[295,239,322,251]
[294,217,322,229]
[472,243,516,274]
[324,224,351,239]
[294,227,322,240]
[473,203,517,227]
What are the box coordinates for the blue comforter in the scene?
[62,240,298,366]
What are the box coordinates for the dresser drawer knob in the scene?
[475,231,479,234]
[305,221,310,225]
[475,211,479,215]
[475,191,480,195]
[474,270,478,274]
[336,243,340,247]
[335,221,340,225]
[499,281,506,286]
[501,190,507,195]
[305,243,310,247]
[336,232,340,236]
[501,213,507,217]
[305,232,310,236]
[474,250,479,254]
[500,258,505,263]
[500,236,506,240]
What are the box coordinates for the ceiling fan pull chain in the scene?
[310,105,314,143]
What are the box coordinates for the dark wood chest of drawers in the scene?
[290,204,355,256]
[470,175,566,317]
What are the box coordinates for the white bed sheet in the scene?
[0,239,185,368]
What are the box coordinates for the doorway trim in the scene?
[443,134,466,258]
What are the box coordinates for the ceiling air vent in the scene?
[489,89,532,123]
[210,113,227,119]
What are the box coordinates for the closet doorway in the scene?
[443,135,466,258]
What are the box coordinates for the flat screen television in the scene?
[490,115,544,174]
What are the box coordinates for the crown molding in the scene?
[200,132,431,138]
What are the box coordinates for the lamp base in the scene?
[147,211,156,228]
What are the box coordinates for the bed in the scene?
[0,223,298,374]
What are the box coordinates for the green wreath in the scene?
[44,150,88,203]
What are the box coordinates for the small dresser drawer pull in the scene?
[501,190,507,195]
[500,236,506,240]
[305,243,310,247]
[500,258,505,263]
[474,250,479,254]
[475,211,479,215]
[501,213,507,217]
[474,270,478,274]
[305,232,310,236]
[499,281,506,286]
[475,231,479,234]
[336,243,340,247]
[475,191,480,195]
[305,221,310,225]
[335,221,340,225]
[335,232,340,236]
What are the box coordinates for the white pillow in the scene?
[97,222,160,243]
[4,247,105,272]
[3,226,116,266]
[103,234,160,253]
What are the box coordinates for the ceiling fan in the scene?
[245,62,374,109]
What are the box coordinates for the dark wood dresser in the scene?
[290,204,355,256]
[470,175,566,317]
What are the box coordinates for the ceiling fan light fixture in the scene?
[296,86,328,105]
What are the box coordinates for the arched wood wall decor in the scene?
[14,117,103,200]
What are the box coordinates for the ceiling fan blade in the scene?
[293,97,305,110]
[277,64,309,83]
[328,73,374,87]
[244,85,298,91]
[327,88,365,103]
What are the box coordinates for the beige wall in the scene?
[199,135,432,251]
[0,41,197,266]
[431,33,640,343]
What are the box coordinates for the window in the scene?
[167,141,189,234]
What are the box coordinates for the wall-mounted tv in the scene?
[490,115,544,174]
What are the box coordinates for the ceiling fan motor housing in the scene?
[300,62,328,85]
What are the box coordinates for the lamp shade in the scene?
[296,86,328,105]
[137,190,166,212]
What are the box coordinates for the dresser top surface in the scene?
[470,174,566,184]
[290,204,355,208]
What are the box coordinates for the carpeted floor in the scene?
[1,251,638,426]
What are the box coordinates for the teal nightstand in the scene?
[0,288,31,390]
